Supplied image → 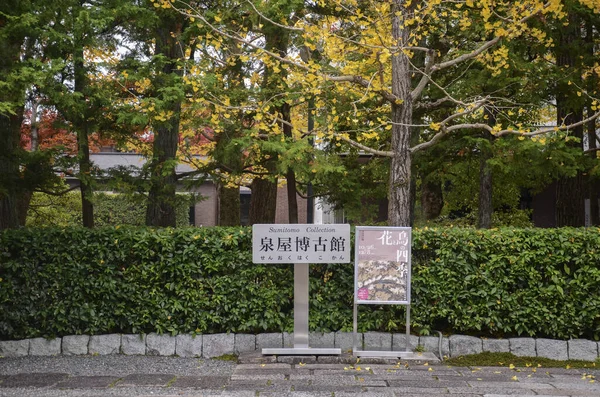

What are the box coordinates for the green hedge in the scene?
[26,192,192,227]
[1,227,599,340]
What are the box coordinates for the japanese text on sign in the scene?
[252,224,351,263]
[355,227,411,304]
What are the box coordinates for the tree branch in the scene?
[170,0,401,104]
[244,0,304,31]
[332,133,394,157]
[410,49,435,101]
[430,3,550,74]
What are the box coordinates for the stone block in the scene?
[256,333,283,350]
[203,333,234,358]
[419,335,450,358]
[536,338,568,361]
[449,335,482,358]
[363,332,392,350]
[29,337,61,356]
[335,332,358,352]
[62,335,89,355]
[234,334,255,354]
[176,334,202,357]
[283,332,293,348]
[89,334,121,355]
[146,333,176,356]
[568,339,599,362]
[0,339,30,357]
[310,332,334,348]
[509,337,536,357]
[482,338,510,353]
[121,334,146,355]
[392,333,420,352]
[277,355,317,364]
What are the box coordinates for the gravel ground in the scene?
[0,387,226,397]
[0,355,236,377]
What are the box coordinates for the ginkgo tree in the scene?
[167,0,600,226]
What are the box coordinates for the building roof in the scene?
[89,153,206,174]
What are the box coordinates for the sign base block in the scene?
[353,350,438,361]
[262,347,341,355]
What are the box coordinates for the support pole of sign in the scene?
[253,223,348,356]
[294,263,309,348]
[405,305,411,352]
[352,302,358,353]
[261,261,341,355]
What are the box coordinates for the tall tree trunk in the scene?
[587,117,599,226]
[146,117,179,227]
[248,24,291,224]
[146,15,184,227]
[219,184,240,226]
[555,11,585,227]
[17,98,39,226]
[0,111,23,230]
[282,102,298,223]
[388,1,413,227]
[0,10,25,230]
[421,180,443,220]
[74,44,94,228]
[477,146,493,229]
[77,123,94,228]
[249,163,278,224]
[585,17,599,226]
[477,107,495,229]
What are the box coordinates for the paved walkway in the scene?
[0,355,598,396]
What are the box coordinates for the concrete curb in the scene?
[1,332,599,361]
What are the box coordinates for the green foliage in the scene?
[423,209,534,228]
[445,352,598,368]
[411,228,600,340]
[1,227,600,340]
[26,192,192,227]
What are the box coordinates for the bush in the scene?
[27,192,192,227]
[1,227,599,340]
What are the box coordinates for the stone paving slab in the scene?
[387,379,469,388]
[447,387,539,394]
[548,382,600,390]
[53,375,120,388]
[170,375,229,388]
[0,359,598,396]
[230,373,286,380]
[117,374,176,386]
[256,392,336,397]
[535,390,600,396]
[224,381,292,392]
[233,368,310,376]
[277,355,318,364]
[0,373,69,388]
[298,363,347,369]
[292,384,366,392]
[465,380,555,389]
[235,363,291,369]
[387,386,451,394]
[337,391,394,397]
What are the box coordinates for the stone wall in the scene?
[1,333,598,361]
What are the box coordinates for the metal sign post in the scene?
[252,224,351,355]
[353,226,413,358]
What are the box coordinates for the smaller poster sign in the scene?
[252,224,351,264]
[354,226,411,305]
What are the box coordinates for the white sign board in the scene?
[354,226,411,305]
[252,224,351,263]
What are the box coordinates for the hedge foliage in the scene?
[1,227,599,340]
[26,192,192,227]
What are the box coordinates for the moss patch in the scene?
[445,352,599,369]
[212,353,238,362]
